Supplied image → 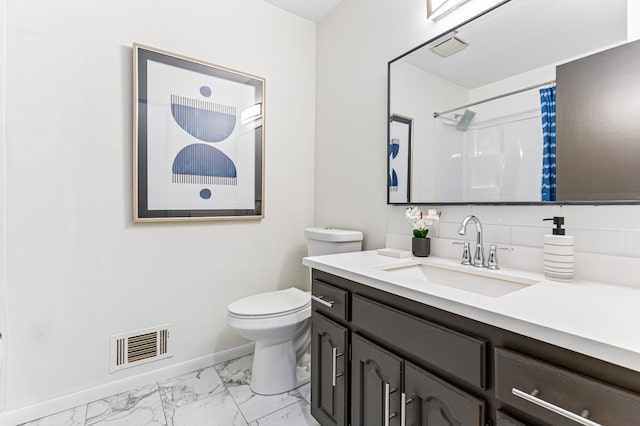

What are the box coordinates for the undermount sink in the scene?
[380,261,540,297]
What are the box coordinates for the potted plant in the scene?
[405,207,440,257]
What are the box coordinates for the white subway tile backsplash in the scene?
[388,204,640,286]
[511,226,547,248]
[435,205,473,223]
[385,233,411,251]
[390,204,640,261]
[469,205,563,226]
[561,205,640,231]
[480,224,511,246]
[437,222,467,240]
[623,230,640,258]
[387,216,410,235]
[570,228,625,256]
[435,222,510,245]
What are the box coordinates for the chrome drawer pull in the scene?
[311,294,335,308]
[384,382,390,426]
[512,388,603,426]
[331,347,343,387]
[400,392,413,426]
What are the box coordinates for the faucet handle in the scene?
[487,244,514,270]
[453,241,472,265]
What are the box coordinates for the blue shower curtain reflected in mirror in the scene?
[540,86,557,201]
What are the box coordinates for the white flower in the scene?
[405,206,440,237]
[414,218,428,230]
[405,206,421,221]
[424,208,440,226]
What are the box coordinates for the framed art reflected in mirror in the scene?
[388,114,412,204]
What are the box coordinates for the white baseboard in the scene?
[0,343,254,426]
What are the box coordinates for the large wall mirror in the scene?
[388,0,638,204]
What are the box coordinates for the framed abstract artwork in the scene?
[388,114,412,203]
[133,44,265,222]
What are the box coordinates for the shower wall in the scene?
[437,111,543,202]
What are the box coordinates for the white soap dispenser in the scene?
[543,217,574,281]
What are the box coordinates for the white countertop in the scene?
[303,250,640,373]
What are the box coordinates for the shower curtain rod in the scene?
[433,79,556,118]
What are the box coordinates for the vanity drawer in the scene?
[352,294,487,389]
[496,410,528,426]
[495,347,640,426]
[312,279,349,322]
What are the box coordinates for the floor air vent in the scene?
[110,325,172,372]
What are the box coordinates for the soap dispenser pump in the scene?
[543,216,574,281]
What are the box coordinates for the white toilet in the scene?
[226,227,363,395]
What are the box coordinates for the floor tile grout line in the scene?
[214,359,252,425]
[82,404,89,426]
[251,398,315,425]
[155,382,170,426]
[245,390,306,424]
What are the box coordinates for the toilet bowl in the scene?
[227,287,311,395]
[226,227,363,395]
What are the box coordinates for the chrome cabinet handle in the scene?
[331,347,343,387]
[384,382,390,426]
[512,388,603,426]
[311,294,335,308]
[400,392,413,426]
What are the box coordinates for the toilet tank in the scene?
[304,227,363,256]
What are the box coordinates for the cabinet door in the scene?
[351,334,403,426]
[404,362,485,426]
[311,313,348,426]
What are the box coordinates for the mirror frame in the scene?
[386,0,639,206]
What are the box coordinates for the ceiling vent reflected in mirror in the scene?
[427,0,471,20]
[430,35,469,57]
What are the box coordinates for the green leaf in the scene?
[413,229,428,238]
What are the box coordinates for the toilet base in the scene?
[250,339,298,395]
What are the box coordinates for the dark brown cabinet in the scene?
[311,312,348,426]
[351,334,403,426]
[352,294,487,390]
[350,333,486,426]
[309,269,640,426]
[495,347,640,426]
[404,361,485,426]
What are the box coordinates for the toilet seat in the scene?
[228,288,311,319]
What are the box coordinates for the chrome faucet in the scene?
[458,215,485,267]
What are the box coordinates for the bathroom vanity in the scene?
[305,251,640,426]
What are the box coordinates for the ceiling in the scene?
[261,0,344,22]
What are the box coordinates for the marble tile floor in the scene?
[20,354,319,426]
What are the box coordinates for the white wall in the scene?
[0,0,7,411]
[630,0,640,41]
[3,0,315,410]
[390,62,468,201]
[315,0,504,249]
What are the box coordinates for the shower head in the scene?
[456,109,476,132]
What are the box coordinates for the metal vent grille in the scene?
[110,325,172,372]
[430,35,468,57]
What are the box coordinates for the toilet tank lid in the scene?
[228,288,310,316]
[304,227,363,242]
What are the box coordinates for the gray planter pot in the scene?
[412,237,431,257]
